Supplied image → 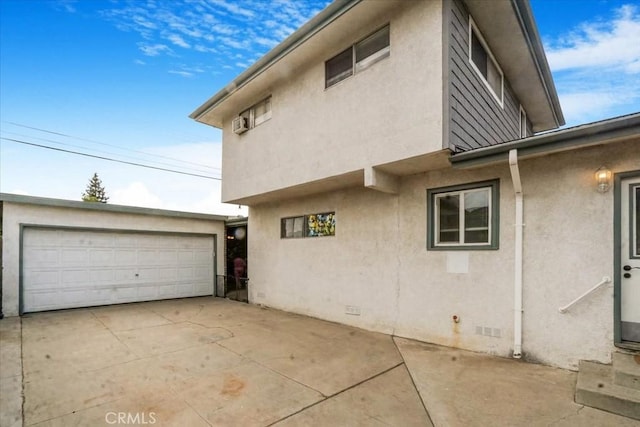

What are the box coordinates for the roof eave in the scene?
[511,0,565,129]
[450,113,640,168]
[189,0,363,128]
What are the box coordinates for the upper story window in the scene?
[469,18,503,107]
[325,25,390,88]
[519,107,527,138]
[234,96,272,134]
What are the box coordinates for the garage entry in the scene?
[22,227,216,313]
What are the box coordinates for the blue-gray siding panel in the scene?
[448,0,522,151]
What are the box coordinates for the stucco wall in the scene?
[247,139,639,370]
[221,0,444,203]
[1,202,225,317]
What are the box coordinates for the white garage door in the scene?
[22,227,215,313]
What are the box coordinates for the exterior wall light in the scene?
[595,166,612,193]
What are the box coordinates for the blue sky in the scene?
[1,0,639,214]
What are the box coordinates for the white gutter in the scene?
[509,149,523,359]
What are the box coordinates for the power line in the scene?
[1,137,222,180]
[1,130,217,176]
[2,121,222,172]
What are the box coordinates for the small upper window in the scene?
[326,48,353,88]
[469,19,503,107]
[427,180,499,250]
[238,97,272,132]
[519,107,527,138]
[325,25,390,88]
[355,25,390,72]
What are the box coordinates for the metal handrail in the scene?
[558,276,611,314]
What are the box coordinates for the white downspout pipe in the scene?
[509,149,523,359]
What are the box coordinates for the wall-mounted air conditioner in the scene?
[232,117,248,134]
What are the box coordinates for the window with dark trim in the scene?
[281,212,336,238]
[427,180,499,250]
[469,18,503,107]
[325,25,390,88]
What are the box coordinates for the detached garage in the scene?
[1,193,228,316]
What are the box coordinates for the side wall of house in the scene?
[221,0,444,203]
[1,203,225,316]
[448,0,523,151]
[248,139,639,370]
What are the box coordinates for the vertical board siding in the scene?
[448,0,522,151]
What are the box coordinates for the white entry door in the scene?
[621,176,640,343]
[22,228,215,313]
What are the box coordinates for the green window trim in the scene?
[427,179,500,250]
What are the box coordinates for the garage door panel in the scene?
[193,250,212,264]
[62,249,88,265]
[177,251,193,263]
[23,228,215,312]
[90,250,115,266]
[90,269,115,283]
[25,249,58,265]
[115,250,136,265]
[193,282,212,295]
[114,234,138,247]
[193,267,211,281]
[158,268,178,280]
[158,284,177,297]
[178,268,193,279]
[25,270,59,288]
[27,229,60,246]
[61,269,89,284]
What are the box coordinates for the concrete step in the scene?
[576,360,640,420]
[613,351,640,391]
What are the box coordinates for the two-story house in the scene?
[191,0,640,405]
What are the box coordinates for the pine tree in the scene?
[82,173,109,203]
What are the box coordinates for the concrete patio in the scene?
[0,297,637,426]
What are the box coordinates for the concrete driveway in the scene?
[0,297,637,426]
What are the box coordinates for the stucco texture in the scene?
[247,139,639,370]
[221,0,444,203]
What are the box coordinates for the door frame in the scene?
[614,170,640,350]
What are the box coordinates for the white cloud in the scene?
[544,5,640,126]
[556,91,623,124]
[100,0,331,73]
[209,0,256,19]
[167,34,190,48]
[546,5,640,74]
[110,182,164,209]
[169,70,194,78]
[138,43,171,56]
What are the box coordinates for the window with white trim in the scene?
[239,96,272,130]
[469,18,503,107]
[325,25,390,88]
[427,180,499,250]
[519,107,527,138]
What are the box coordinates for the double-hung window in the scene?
[427,180,499,250]
[469,18,503,107]
[325,25,390,88]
